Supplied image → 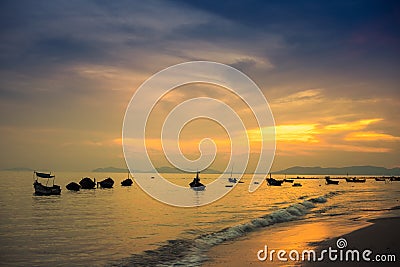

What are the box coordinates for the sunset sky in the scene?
[0,0,399,171]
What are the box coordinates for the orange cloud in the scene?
[345,131,400,141]
[247,123,320,145]
[324,118,382,131]
[275,124,319,143]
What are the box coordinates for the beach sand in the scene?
[203,217,399,266]
[304,217,400,266]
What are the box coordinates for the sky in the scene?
[0,0,399,172]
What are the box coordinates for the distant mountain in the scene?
[274,166,400,175]
[3,167,33,171]
[92,167,128,173]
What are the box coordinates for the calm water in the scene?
[0,171,399,266]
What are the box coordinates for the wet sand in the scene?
[304,217,400,266]
[203,217,399,267]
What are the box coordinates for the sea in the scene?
[0,171,399,266]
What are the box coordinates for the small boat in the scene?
[266,173,283,186]
[189,171,206,191]
[228,165,238,183]
[292,182,302,187]
[121,172,133,186]
[390,176,400,181]
[284,179,294,183]
[33,171,61,195]
[375,177,385,181]
[345,177,366,183]
[98,177,114,188]
[325,176,339,185]
[267,178,283,186]
[66,182,81,191]
[228,177,237,183]
[79,177,96,189]
[121,179,133,186]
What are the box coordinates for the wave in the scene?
[113,191,341,267]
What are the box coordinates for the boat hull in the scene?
[98,178,114,188]
[121,178,133,186]
[266,178,283,186]
[345,178,366,183]
[191,186,206,191]
[34,181,61,195]
[66,182,81,191]
[79,177,96,189]
[325,179,339,185]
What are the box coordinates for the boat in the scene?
[33,171,61,195]
[266,174,283,186]
[79,177,96,189]
[292,182,302,187]
[189,171,206,191]
[375,177,386,181]
[98,177,114,188]
[267,178,284,186]
[325,176,339,185]
[284,179,294,183]
[121,178,133,186]
[345,177,366,183]
[228,165,238,183]
[66,182,81,191]
[121,172,133,186]
[228,177,238,183]
[390,176,400,181]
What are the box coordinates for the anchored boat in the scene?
[325,176,339,185]
[66,182,81,191]
[79,177,96,189]
[98,177,114,188]
[345,177,366,183]
[266,173,283,186]
[33,171,61,195]
[189,171,206,191]
[228,165,238,183]
[121,172,133,186]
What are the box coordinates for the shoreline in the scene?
[304,217,400,266]
[202,216,399,267]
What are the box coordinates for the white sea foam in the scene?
[124,192,338,266]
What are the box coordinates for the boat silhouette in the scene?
[33,171,61,195]
[189,171,206,191]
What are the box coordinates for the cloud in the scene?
[345,131,400,141]
[324,118,383,131]
[0,0,399,170]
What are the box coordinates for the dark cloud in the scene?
[171,0,400,78]
[0,0,399,169]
